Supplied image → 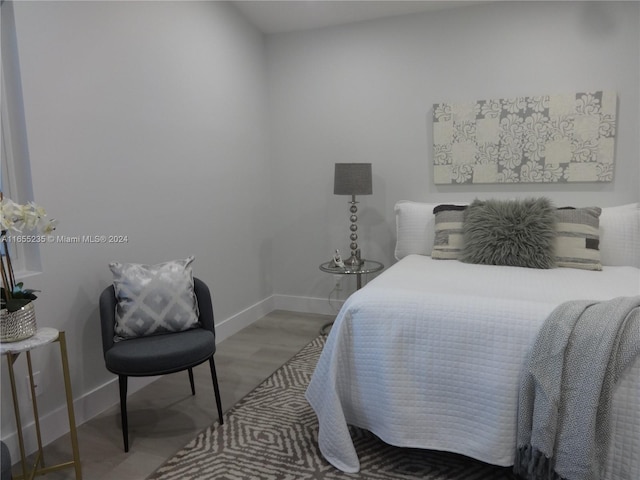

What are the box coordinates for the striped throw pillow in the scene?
[554,207,602,271]
[431,204,467,260]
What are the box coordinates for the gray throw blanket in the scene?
[515,296,640,480]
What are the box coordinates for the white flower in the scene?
[0,196,56,234]
[1,198,21,231]
[40,218,58,234]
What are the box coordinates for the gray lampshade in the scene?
[334,163,372,196]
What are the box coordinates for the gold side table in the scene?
[1,328,82,480]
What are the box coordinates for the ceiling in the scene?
[232,1,487,34]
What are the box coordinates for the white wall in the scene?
[1,0,271,454]
[267,1,640,299]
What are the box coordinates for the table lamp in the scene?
[334,163,372,266]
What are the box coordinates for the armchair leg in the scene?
[118,375,129,452]
[209,357,224,425]
[188,368,195,396]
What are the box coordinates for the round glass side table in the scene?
[319,259,384,290]
[318,259,384,335]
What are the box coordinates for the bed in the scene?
[306,200,640,479]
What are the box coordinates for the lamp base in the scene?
[343,255,364,267]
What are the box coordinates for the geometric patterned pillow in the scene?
[431,204,467,260]
[554,207,602,271]
[109,256,200,341]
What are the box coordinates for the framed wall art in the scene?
[432,90,617,184]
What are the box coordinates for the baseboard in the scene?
[214,295,275,342]
[272,294,344,316]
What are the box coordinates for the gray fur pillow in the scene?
[460,198,556,269]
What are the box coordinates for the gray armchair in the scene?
[1,441,11,480]
[99,277,223,452]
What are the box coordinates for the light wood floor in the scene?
[11,310,332,480]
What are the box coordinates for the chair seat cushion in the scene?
[105,328,215,376]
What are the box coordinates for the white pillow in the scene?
[394,201,439,260]
[394,201,468,260]
[599,203,639,267]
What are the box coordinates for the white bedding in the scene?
[306,255,640,477]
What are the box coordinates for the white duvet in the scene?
[306,255,640,478]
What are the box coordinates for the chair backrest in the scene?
[98,277,214,355]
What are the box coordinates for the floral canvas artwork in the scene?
[432,91,617,184]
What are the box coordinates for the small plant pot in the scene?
[1,301,37,342]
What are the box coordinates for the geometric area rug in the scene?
[147,335,518,480]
